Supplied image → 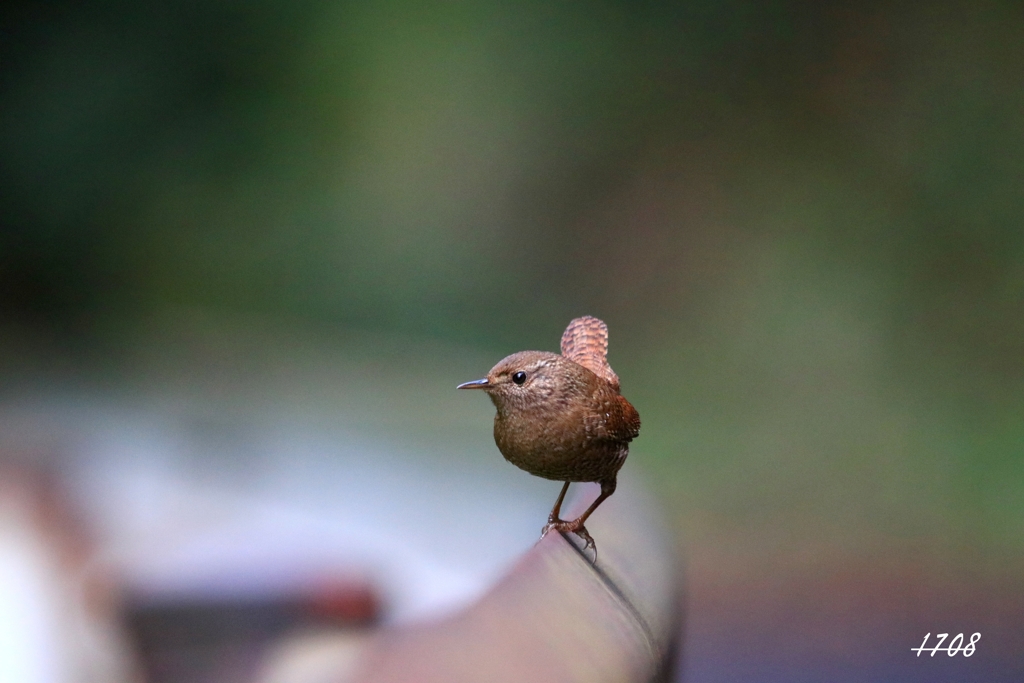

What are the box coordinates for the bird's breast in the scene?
[492,398,629,482]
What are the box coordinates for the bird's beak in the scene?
[457,378,490,390]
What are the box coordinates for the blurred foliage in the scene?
[2,1,1022,554]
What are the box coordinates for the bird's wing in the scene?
[587,392,640,443]
[616,395,641,441]
[560,316,620,390]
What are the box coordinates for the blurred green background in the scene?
[2,0,1022,676]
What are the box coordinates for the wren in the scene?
[458,316,640,553]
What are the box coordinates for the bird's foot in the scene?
[540,518,597,554]
[540,519,561,539]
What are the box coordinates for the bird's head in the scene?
[457,350,584,413]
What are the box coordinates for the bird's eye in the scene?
[512,371,527,385]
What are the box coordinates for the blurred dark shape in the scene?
[128,579,379,683]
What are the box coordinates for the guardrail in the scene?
[350,476,681,683]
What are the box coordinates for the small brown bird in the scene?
[458,316,640,552]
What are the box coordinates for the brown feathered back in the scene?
[560,316,620,390]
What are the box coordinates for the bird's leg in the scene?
[542,478,617,552]
[540,481,572,539]
[548,481,571,523]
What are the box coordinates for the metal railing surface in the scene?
[351,476,681,683]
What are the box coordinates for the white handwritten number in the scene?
[913,632,980,657]
[964,633,980,656]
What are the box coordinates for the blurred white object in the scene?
[65,407,551,625]
[0,470,138,683]
[256,630,370,683]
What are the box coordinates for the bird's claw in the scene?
[540,520,597,559]
[573,526,596,551]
